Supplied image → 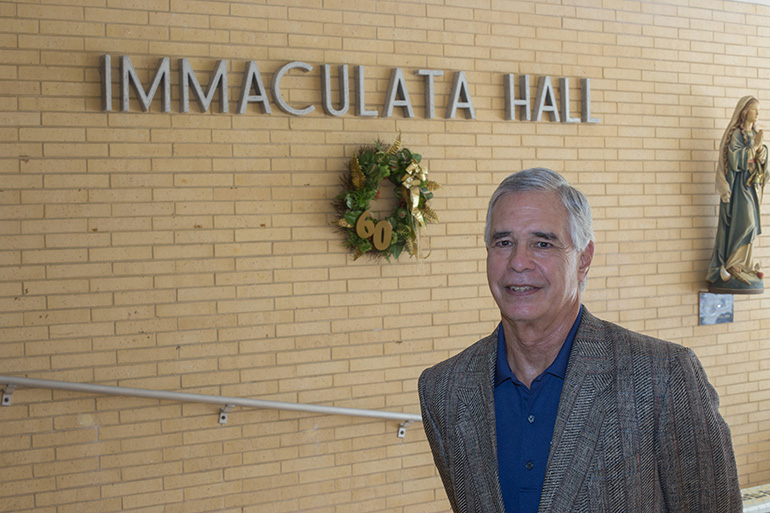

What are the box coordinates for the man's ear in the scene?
[578,240,594,278]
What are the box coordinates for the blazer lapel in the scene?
[452,333,507,513]
[538,311,614,512]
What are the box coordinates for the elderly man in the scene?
[418,168,741,512]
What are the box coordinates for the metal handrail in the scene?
[0,375,422,438]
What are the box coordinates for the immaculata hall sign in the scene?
[101,55,600,123]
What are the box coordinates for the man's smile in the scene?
[505,285,538,293]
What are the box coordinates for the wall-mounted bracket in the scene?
[398,420,414,438]
[219,404,235,424]
[2,385,16,406]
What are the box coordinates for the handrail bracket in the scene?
[219,404,235,424]
[2,384,16,406]
[398,420,414,438]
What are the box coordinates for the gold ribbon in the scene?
[401,160,428,227]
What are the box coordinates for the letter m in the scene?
[179,58,228,113]
[120,56,171,112]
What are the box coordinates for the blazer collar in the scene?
[538,309,615,511]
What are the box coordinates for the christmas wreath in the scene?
[334,134,439,260]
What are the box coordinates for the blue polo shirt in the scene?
[494,307,582,513]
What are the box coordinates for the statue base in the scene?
[708,275,764,295]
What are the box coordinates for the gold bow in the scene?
[401,160,428,226]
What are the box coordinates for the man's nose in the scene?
[508,244,534,272]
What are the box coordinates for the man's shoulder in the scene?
[579,310,692,360]
[419,328,498,384]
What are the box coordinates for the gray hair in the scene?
[484,168,594,252]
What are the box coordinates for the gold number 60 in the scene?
[355,211,393,251]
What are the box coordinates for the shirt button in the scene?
[525,461,534,470]
[527,415,535,424]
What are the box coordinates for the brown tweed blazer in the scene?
[418,309,742,513]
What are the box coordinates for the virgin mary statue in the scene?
[707,96,768,293]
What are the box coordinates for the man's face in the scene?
[486,190,593,333]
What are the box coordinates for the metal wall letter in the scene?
[534,75,559,122]
[101,55,112,111]
[271,61,314,116]
[446,71,476,119]
[559,77,580,123]
[237,61,271,114]
[504,74,531,121]
[120,56,171,112]
[355,66,377,117]
[581,78,600,124]
[383,68,414,118]
[321,64,349,116]
[179,58,228,113]
[415,69,443,119]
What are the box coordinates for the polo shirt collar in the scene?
[494,305,583,387]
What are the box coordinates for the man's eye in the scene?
[496,240,512,247]
[535,241,552,249]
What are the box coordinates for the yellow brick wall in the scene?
[2,0,770,510]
